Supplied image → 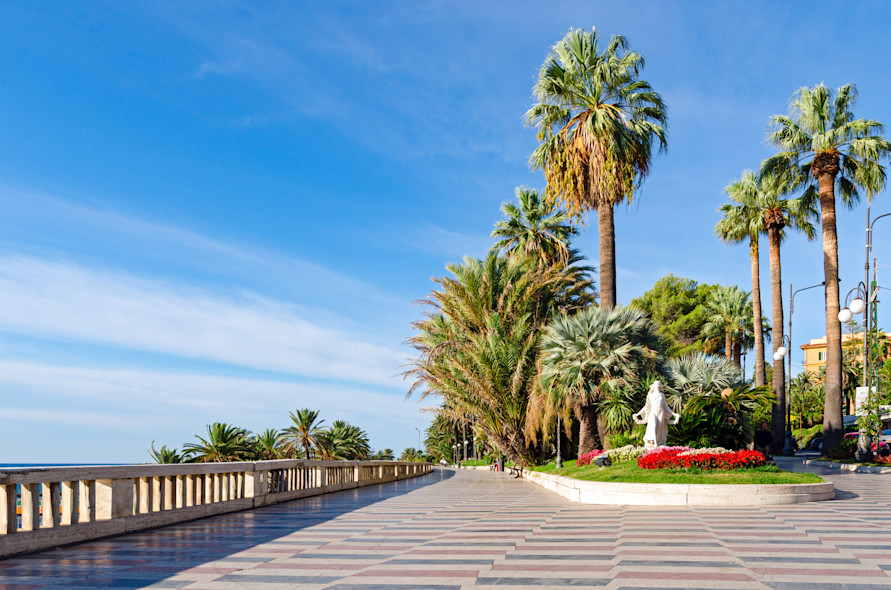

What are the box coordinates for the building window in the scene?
[818,351,826,361]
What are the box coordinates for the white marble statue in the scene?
[632,380,680,448]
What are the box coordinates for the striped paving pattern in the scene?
[1,458,891,589]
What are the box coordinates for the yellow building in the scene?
[801,332,891,374]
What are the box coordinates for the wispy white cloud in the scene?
[0,360,427,463]
[407,222,493,261]
[0,256,404,387]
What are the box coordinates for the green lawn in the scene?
[533,459,823,484]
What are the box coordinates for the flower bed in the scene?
[577,445,648,466]
[638,446,766,470]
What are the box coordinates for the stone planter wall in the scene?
[523,469,834,506]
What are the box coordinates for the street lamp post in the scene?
[556,416,563,469]
[463,439,468,464]
[839,282,870,460]
[415,427,421,456]
[775,281,825,456]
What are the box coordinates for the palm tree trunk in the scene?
[768,227,786,454]
[597,200,616,309]
[815,159,843,455]
[750,237,766,387]
[577,404,602,455]
[732,339,742,369]
[725,329,732,363]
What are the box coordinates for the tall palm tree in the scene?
[703,286,753,367]
[537,306,661,455]
[762,83,890,452]
[493,186,577,266]
[747,175,817,451]
[284,409,325,459]
[526,28,667,310]
[716,171,767,387]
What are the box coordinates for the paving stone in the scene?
[3,458,891,588]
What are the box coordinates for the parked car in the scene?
[810,437,823,451]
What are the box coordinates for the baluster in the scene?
[1,484,17,534]
[41,482,61,528]
[20,484,40,531]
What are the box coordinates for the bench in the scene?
[508,466,524,478]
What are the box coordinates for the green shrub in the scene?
[828,437,857,460]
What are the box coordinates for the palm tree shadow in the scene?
[1,470,454,587]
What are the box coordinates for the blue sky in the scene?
[2,1,890,463]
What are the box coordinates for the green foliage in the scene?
[526,28,667,218]
[149,442,182,464]
[493,186,577,267]
[678,385,775,449]
[536,305,662,450]
[317,420,371,460]
[406,251,593,466]
[793,424,823,449]
[370,448,395,461]
[663,352,740,411]
[182,423,254,463]
[629,275,719,356]
[828,437,857,460]
[607,425,644,448]
[283,408,325,459]
[251,428,285,460]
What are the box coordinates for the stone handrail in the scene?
[0,459,432,558]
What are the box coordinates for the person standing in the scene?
[754,422,773,459]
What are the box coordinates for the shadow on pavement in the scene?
[0,470,453,588]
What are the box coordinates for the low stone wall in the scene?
[523,469,834,506]
[0,460,431,558]
[803,459,891,474]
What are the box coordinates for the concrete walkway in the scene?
[2,460,891,589]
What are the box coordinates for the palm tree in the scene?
[703,286,753,367]
[182,423,253,463]
[149,442,182,464]
[746,174,817,451]
[406,252,594,466]
[526,28,667,310]
[252,428,284,460]
[762,83,890,452]
[716,171,767,387]
[317,420,371,460]
[492,186,577,266]
[537,306,661,455]
[663,352,740,411]
[283,409,325,459]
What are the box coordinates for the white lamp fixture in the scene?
[773,352,781,361]
[849,297,866,314]
[838,307,853,323]
[776,346,787,358]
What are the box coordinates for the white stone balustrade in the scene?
[0,460,431,558]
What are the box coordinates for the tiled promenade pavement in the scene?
[2,458,891,589]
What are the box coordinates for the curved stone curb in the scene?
[523,468,834,506]
[804,459,891,474]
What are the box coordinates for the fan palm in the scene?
[283,408,325,459]
[537,306,661,455]
[663,352,740,411]
[526,28,667,310]
[762,83,891,451]
[182,423,253,463]
[492,186,577,266]
[716,171,767,386]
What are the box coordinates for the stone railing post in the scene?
[95,478,134,520]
